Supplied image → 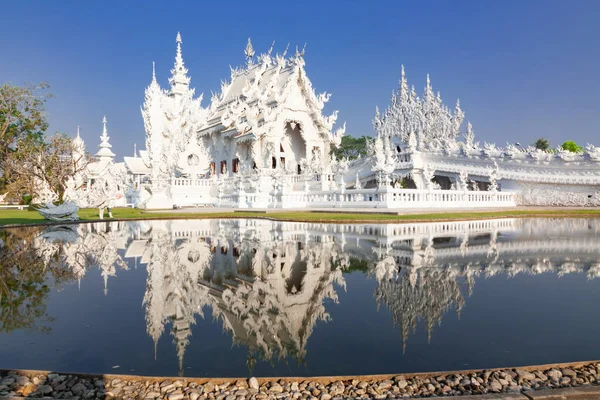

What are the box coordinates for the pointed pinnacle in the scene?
[176,32,182,43]
[152,61,156,81]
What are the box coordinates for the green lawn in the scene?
[1,207,600,227]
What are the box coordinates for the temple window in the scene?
[297,164,302,175]
[280,157,285,167]
[252,161,257,169]
[232,158,240,173]
[272,156,277,169]
[220,160,227,174]
[280,144,285,152]
[210,162,215,175]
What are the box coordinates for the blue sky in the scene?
[2,0,599,158]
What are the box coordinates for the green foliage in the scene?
[4,132,92,203]
[0,82,51,168]
[534,137,550,151]
[331,135,372,160]
[22,194,32,205]
[561,140,584,153]
[344,257,370,273]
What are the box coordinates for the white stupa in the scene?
[96,116,116,159]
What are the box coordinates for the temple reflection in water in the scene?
[12,218,600,374]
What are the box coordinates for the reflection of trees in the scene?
[0,227,76,334]
[0,221,131,335]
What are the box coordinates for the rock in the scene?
[270,383,284,393]
[248,378,259,390]
[320,394,331,400]
[235,389,248,396]
[291,382,299,392]
[36,385,54,395]
[560,377,571,385]
[168,393,185,400]
[1,378,15,387]
[190,391,200,400]
[204,382,215,393]
[94,380,105,388]
[15,376,30,386]
[516,370,536,381]
[377,380,392,390]
[426,383,435,392]
[396,380,408,389]
[72,383,87,395]
[489,379,502,392]
[470,378,480,387]
[442,385,452,393]
[547,369,562,380]
[562,368,577,378]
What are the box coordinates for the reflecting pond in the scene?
[0,218,599,377]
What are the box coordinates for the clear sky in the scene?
[1,0,599,158]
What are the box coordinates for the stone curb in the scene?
[523,385,600,399]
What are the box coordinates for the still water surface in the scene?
[0,218,599,377]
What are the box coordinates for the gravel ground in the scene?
[0,363,598,399]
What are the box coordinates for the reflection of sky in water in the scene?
[0,218,599,377]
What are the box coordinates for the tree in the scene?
[534,137,550,151]
[331,135,372,160]
[561,140,584,153]
[4,133,93,204]
[0,83,51,167]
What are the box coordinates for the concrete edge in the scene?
[523,385,600,399]
[2,360,598,386]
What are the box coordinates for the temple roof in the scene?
[124,156,151,175]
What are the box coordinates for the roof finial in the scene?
[76,125,81,138]
[267,40,275,57]
[170,32,190,94]
[134,143,137,157]
[152,61,156,82]
[245,38,255,62]
[401,64,405,79]
[282,43,290,57]
[102,115,107,138]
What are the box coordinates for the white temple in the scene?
[69,33,600,210]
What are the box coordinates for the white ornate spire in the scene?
[73,125,85,155]
[152,61,157,83]
[169,32,191,96]
[96,115,116,159]
[245,38,255,63]
[134,143,137,158]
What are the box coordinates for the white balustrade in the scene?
[161,177,517,209]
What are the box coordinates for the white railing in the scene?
[151,178,517,209]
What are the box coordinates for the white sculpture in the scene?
[37,201,80,221]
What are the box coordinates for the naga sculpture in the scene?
[37,201,80,221]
